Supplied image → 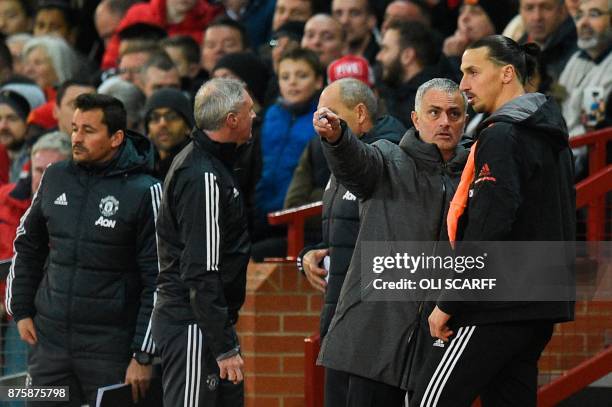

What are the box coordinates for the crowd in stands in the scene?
[0,0,610,382]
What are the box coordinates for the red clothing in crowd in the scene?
[0,144,9,186]
[101,0,222,69]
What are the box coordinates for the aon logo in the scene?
[95,216,116,229]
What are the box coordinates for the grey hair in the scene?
[414,78,468,113]
[194,78,247,131]
[98,76,146,129]
[22,36,79,85]
[31,131,71,158]
[333,78,378,117]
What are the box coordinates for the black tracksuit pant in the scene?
[152,314,243,407]
[409,321,553,407]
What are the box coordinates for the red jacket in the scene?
[0,144,9,186]
[101,0,222,69]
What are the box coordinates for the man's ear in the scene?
[501,64,515,85]
[53,102,60,120]
[226,112,238,129]
[356,103,367,125]
[411,110,419,131]
[401,47,415,69]
[110,129,125,148]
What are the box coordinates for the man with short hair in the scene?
[152,78,255,406]
[382,0,431,33]
[162,35,202,84]
[0,89,30,182]
[33,0,76,44]
[314,77,468,406]
[144,87,194,179]
[53,79,96,134]
[272,0,313,31]
[201,17,248,75]
[118,43,159,88]
[376,20,442,128]
[95,0,132,48]
[8,93,161,406]
[141,52,182,98]
[519,0,578,82]
[301,14,347,68]
[332,0,379,64]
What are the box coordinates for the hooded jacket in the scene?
[317,125,468,388]
[7,131,161,362]
[295,115,406,337]
[154,129,250,360]
[438,93,576,325]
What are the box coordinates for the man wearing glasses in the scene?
[144,88,194,180]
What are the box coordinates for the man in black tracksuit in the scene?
[412,36,575,406]
[296,78,405,406]
[152,78,254,407]
[7,94,160,406]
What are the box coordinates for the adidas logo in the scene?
[433,339,445,348]
[54,193,68,206]
[342,191,356,201]
[478,163,491,178]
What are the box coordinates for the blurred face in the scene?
[458,5,495,42]
[147,107,190,153]
[23,46,58,89]
[118,51,150,87]
[459,47,505,113]
[71,108,123,164]
[201,26,244,73]
[0,104,27,150]
[272,0,312,30]
[164,45,190,77]
[31,149,66,193]
[0,0,31,35]
[520,0,566,43]
[565,0,581,16]
[318,83,363,134]
[95,2,122,47]
[167,0,198,14]
[382,1,427,33]
[271,36,301,72]
[301,15,345,67]
[54,85,96,134]
[376,28,403,84]
[143,67,181,98]
[278,58,323,105]
[575,0,612,54]
[411,89,466,161]
[332,0,375,46]
[34,8,71,41]
[230,90,256,145]
[8,40,26,75]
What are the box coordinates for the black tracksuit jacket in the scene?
[7,131,161,361]
[154,129,250,359]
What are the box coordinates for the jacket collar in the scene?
[399,128,468,172]
[192,127,238,167]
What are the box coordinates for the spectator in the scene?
[253,48,323,258]
[140,51,181,98]
[161,35,202,89]
[101,0,223,69]
[272,0,313,31]
[376,21,443,128]
[144,88,193,179]
[0,40,13,83]
[98,76,146,131]
[566,0,581,16]
[519,0,577,83]
[0,131,70,377]
[152,78,254,406]
[53,79,96,135]
[95,0,133,48]
[1,80,46,111]
[201,17,248,77]
[5,33,32,76]
[117,43,159,89]
[33,0,77,45]
[0,0,32,36]
[8,93,160,406]
[269,21,305,74]
[381,0,432,33]
[314,77,468,406]
[301,14,346,68]
[332,0,379,65]
[222,0,277,50]
[0,90,29,182]
[22,36,79,96]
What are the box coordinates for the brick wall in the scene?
[236,261,322,407]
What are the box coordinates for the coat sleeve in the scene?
[320,122,386,200]
[6,172,49,321]
[176,170,239,359]
[284,145,317,209]
[437,123,524,315]
[131,181,163,355]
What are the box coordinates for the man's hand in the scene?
[217,354,244,385]
[428,306,454,342]
[17,318,37,345]
[443,30,469,56]
[124,358,152,403]
[313,108,342,143]
[303,248,329,293]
